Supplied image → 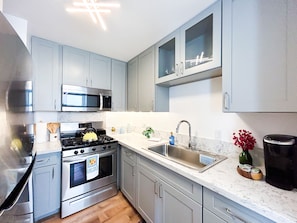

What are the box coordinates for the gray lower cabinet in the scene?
[121,147,137,206]
[203,188,274,223]
[137,164,202,223]
[120,146,202,223]
[33,152,61,222]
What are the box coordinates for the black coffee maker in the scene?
[263,134,297,190]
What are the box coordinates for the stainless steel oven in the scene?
[60,122,118,218]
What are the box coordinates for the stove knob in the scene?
[74,151,78,155]
[102,146,106,150]
[92,148,96,151]
[80,149,85,154]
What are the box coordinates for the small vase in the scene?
[239,150,253,165]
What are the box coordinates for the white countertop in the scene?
[113,133,297,223]
[33,140,62,155]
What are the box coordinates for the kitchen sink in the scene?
[147,144,227,172]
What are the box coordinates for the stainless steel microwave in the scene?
[61,85,112,112]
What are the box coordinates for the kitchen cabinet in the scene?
[90,53,111,90]
[31,36,61,111]
[136,156,202,223]
[63,45,111,89]
[127,56,138,111]
[203,187,274,223]
[121,147,137,206]
[112,59,127,111]
[127,47,169,112]
[33,152,61,222]
[155,0,222,86]
[222,0,297,112]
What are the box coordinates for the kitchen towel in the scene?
[86,154,99,181]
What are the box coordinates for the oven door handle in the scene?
[62,149,116,164]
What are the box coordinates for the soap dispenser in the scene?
[169,132,175,145]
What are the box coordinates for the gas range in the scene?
[60,122,118,218]
[60,122,118,157]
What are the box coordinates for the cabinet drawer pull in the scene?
[159,184,163,198]
[225,208,246,223]
[52,167,54,179]
[154,181,158,195]
[36,158,50,164]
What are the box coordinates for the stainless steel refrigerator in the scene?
[0,12,35,222]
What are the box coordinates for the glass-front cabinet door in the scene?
[180,0,221,77]
[155,0,221,86]
[155,31,180,84]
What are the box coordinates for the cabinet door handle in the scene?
[159,184,163,198]
[132,166,135,176]
[52,167,54,179]
[223,92,230,110]
[54,100,56,110]
[154,181,158,195]
[175,64,179,76]
[180,62,184,75]
[225,208,246,223]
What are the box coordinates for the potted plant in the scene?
[142,127,154,139]
[233,129,256,165]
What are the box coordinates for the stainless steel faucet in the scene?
[176,120,192,149]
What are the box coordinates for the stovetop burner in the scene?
[60,122,118,151]
[61,135,115,150]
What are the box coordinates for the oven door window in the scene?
[70,161,86,188]
[69,155,113,188]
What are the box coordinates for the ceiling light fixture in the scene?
[66,0,120,31]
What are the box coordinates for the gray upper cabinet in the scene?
[90,53,111,89]
[138,47,155,112]
[127,47,169,112]
[111,59,127,111]
[62,46,89,87]
[31,36,61,111]
[155,0,222,86]
[63,46,111,89]
[127,56,138,111]
[222,0,297,112]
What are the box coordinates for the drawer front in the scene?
[138,156,202,204]
[203,188,274,223]
[122,147,137,163]
[35,152,60,168]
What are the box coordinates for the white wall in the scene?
[170,77,297,147]
[106,76,297,149]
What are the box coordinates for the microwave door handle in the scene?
[99,94,103,110]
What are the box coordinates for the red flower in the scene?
[232,129,256,151]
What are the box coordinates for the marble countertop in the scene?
[113,133,297,223]
[33,140,62,155]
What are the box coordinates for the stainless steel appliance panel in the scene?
[62,85,112,111]
[0,11,35,221]
[61,148,117,201]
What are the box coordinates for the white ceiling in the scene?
[3,0,216,62]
